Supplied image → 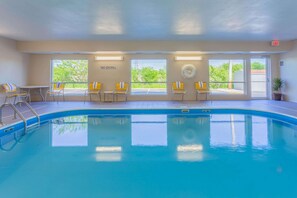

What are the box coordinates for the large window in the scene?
[131,59,167,95]
[209,59,245,95]
[51,60,88,95]
[251,58,268,98]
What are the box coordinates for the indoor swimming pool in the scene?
[1,110,297,197]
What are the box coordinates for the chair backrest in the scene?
[172,81,184,90]
[2,83,17,93]
[53,82,65,90]
[89,82,102,91]
[195,81,208,91]
[115,82,129,92]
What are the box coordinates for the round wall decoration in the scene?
[181,64,196,79]
[182,129,197,143]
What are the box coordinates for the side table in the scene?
[103,91,114,102]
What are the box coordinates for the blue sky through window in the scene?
[131,59,166,70]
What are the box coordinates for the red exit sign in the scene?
[271,40,280,46]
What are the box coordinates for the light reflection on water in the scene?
[1,114,297,197]
[43,114,296,161]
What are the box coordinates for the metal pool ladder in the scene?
[0,102,40,131]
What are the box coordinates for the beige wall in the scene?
[21,39,287,101]
[0,37,29,103]
[280,40,297,102]
[0,37,287,102]
[28,53,280,101]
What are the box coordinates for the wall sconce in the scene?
[95,56,124,61]
[175,56,202,61]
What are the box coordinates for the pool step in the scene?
[26,123,40,130]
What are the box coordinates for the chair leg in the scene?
[97,93,100,102]
[25,94,29,103]
[18,97,22,107]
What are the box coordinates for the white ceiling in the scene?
[1,0,297,41]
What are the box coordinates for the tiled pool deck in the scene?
[1,100,297,127]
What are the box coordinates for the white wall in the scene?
[0,37,29,103]
[280,40,297,102]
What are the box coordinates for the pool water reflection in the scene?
[1,114,297,197]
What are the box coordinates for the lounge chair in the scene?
[46,82,65,102]
[1,83,29,104]
[84,82,102,102]
[195,81,211,100]
[172,81,186,101]
[114,82,129,101]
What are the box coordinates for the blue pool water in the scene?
[1,112,297,197]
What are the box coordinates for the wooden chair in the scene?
[195,81,211,100]
[46,82,65,102]
[172,81,186,101]
[84,82,102,102]
[114,82,129,101]
[1,83,29,104]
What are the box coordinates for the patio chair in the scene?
[84,82,102,102]
[114,82,129,101]
[1,83,29,104]
[172,81,186,101]
[195,81,211,100]
[46,82,65,102]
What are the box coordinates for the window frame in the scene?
[130,58,168,95]
[208,58,247,95]
[250,56,271,99]
[50,59,89,96]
